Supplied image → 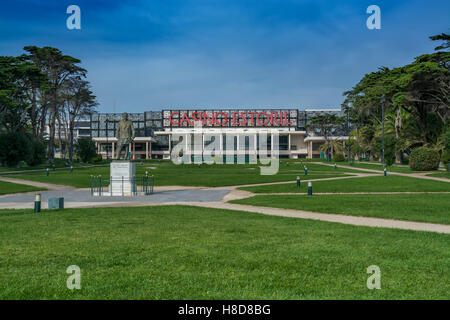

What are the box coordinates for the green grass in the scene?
[427,172,450,179]
[0,180,46,195]
[238,175,450,193]
[0,159,109,173]
[231,194,450,225]
[333,161,419,173]
[9,161,358,188]
[0,205,448,299]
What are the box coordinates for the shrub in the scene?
[409,147,440,171]
[91,154,103,164]
[442,150,450,171]
[333,153,345,162]
[0,131,32,167]
[75,138,97,163]
[29,139,46,166]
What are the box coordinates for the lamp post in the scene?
[381,95,386,168]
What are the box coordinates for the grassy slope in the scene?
[231,194,450,224]
[0,205,448,299]
[9,162,357,188]
[238,175,450,193]
[427,172,450,179]
[0,180,46,195]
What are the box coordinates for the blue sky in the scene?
[1,0,449,113]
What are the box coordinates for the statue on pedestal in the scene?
[116,112,135,160]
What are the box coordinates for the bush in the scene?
[442,150,450,171]
[75,138,97,163]
[91,154,103,164]
[409,147,440,171]
[0,131,32,167]
[29,139,46,166]
[333,153,345,162]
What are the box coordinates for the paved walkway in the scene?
[0,176,74,190]
[316,162,450,183]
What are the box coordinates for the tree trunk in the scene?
[47,106,56,163]
[68,119,74,163]
[394,107,402,164]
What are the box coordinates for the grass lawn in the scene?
[0,180,46,195]
[427,172,450,179]
[9,161,358,188]
[238,175,450,193]
[231,194,450,225]
[0,205,448,299]
[0,159,109,173]
[333,162,419,173]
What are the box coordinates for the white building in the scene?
[90,109,349,160]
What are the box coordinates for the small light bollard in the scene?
[70,165,73,173]
[46,168,49,176]
[52,164,55,171]
[308,182,312,196]
[297,176,301,188]
[34,194,41,213]
[334,163,337,170]
[304,166,308,176]
[384,168,387,177]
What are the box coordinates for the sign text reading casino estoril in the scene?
[164,110,298,127]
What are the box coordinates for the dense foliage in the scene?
[409,147,440,171]
[343,33,449,169]
[0,131,45,167]
[75,138,97,163]
[0,46,97,166]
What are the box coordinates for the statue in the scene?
[116,112,135,160]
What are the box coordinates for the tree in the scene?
[307,113,345,160]
[61,76,97,162]
[75,138,97,163]
[0,56,45,132]
[0,131,32,167]
[343,33,449,163]
[23,46,87,163]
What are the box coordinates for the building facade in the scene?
[90,109,348,160]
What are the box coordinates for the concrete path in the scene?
[316,162,450,183]
[216,172,377,190]
[184,202,450,234]
[0,189,229,209]
[0,176,74,190]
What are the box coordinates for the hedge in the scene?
[409,147,440,171]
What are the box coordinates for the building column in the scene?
[308,141,312,158]
[112,141,115,159]
[97,142,100,154]
[168,134,172,153]
[132,142,136,159]
[288,134,291,150]
[271,133,274,152]
[149,140,152,159]
[145,141,149,159]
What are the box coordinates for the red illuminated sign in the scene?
[165,110,295,127]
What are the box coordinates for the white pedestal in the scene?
[109,161,136,196]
